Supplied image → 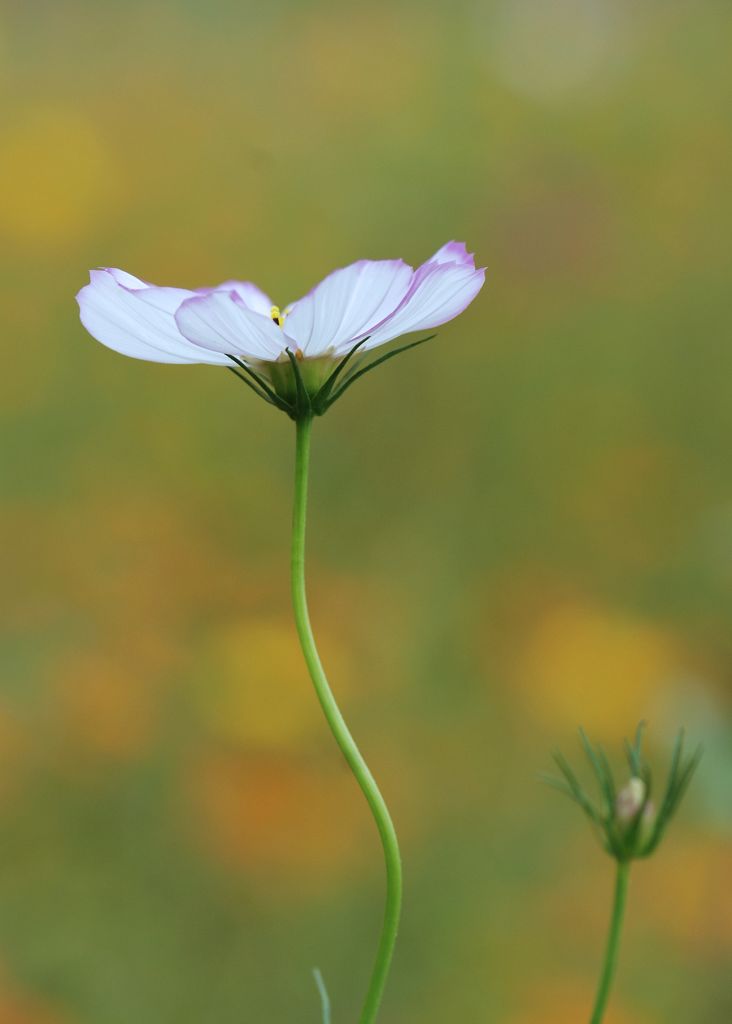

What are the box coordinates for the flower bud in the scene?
[546,724,700,862]
[615,777,646,821]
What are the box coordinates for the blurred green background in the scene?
[1,1,731,1021]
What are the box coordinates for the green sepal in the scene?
[324,334,436,407]
[285,347,313,420]
[311,337,369,413]
[226,334,437,420]
[227,366,275,404]
[227,355,294,415]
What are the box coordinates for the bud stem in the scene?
[591,860,631,1024]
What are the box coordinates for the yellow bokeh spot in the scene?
[516,602,679,737]
[0,106,120,245]
[198,617,350,749]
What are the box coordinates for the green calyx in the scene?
[226,334,436,420]
[543,722,702,862]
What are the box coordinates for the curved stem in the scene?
[290,415,403,1024]
[591,861,631,1024]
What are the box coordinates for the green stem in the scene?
[291,415,403,1024]
[590,861,631,1024]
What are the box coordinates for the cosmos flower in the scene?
[76,239,485,1022]
[76,241,485,417]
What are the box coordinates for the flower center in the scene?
[270,305,304,358]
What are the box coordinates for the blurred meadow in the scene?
[2,0,732,1021]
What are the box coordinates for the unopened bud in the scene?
[616,777,646,821]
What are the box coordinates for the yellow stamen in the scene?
[270,304,285,327]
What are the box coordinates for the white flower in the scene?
[76,242,485,416]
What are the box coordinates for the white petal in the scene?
[361,261,485,350]
[108,269,274,316]
[76,270,230,364]
[105,268,151,289]
[283,259,414,357]
[175,291,287,362]
[207,280,274,316]
[426,240,476,268]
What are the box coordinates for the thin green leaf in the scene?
[644,735,701,855]
[596,746,617,807]
[669,745,702,815]
[313,968,331,1024]
[655,730,685,827]
[579,727,614,816]
[552,751,602,826]
[539,772,578,800]
[624,720,646,777]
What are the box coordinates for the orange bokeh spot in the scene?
[53,653,157,761]
[0,706,28,805]
[636,836,732,951]
[508,978,655,1024]
[187,750,368,886]
[0,971,70,1024]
